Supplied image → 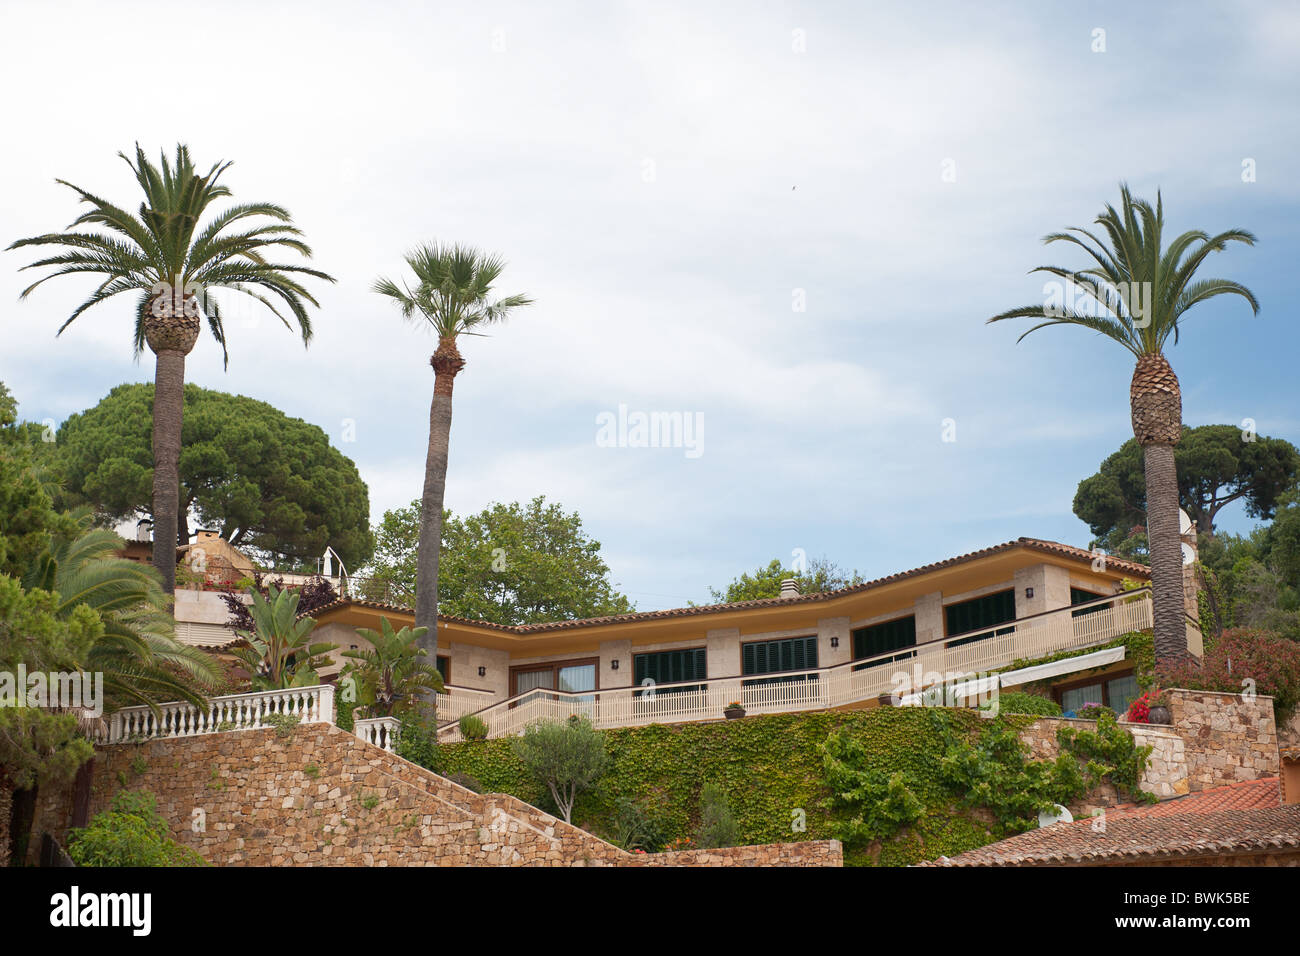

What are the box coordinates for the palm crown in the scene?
[373,242,532,340]
[24,523,220,711]
[987,184,1259,356]
[8,143,334,365]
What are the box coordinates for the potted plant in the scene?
[723,701,745,720]
[1126,689,1172,725]
[1147,690,1172,725]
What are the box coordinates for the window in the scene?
[742,636,818,687]
[1070,587,1106,618]
[435,655,451,685]
[1057,670,1140,715]
[634,648,706,694]
[851,616,916,669]
[944,590,1016,645]
[510,659,598,698]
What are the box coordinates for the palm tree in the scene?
[988,184,1258,663]
[8,144,334,595]
[373,244,532,668]
[24,523,221,711]
[343,616,444,718]
[231,585,337,690]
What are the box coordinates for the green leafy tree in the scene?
[0,575,103,864]
[342,616,444,718]
[1196,529,1300,640]
[67,790,207,866]
[705,556,863,604]
[9,144,334,593]
[362,497,634,625]
[373,243,533,668]
[230,585,337,690]
[52,383,373,569]
[989,184,1259,664]
[511,716,608,824]
[1075,425,1300,548]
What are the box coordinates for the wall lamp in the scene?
[1025,587,1034,599]
[611,659,620,670]
[830,637,840,649]
[477,666,486,677]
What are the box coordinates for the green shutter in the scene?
[742,636,818,676]
[852,616,917,661]
[633,648,707,691]
[944,589,1016,638]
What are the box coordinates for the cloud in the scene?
[2,0,1297,607]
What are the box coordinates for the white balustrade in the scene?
[354,716,401,752]
[437,590,1153,741]
[435,686,497,723]
[102,684,336,744]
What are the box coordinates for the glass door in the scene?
[558,662,597,710]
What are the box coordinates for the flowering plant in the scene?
[1074,701,1110,720]
[1126,689,1171,723]
[725,701,743,710]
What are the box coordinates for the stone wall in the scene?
[25,724,840,867]
[1019,689,1279,812]
[633,841,845,867]
[1166,689,1278,791]
[1019,717,1187,810]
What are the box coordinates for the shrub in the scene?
[459,713,489,741]
[511,716,608,824]
[67,791,208,867]
[1155,627,1300,720]
[612,796,670,851]
[397,712,442,772]
[986,691,1061,717]
[1073,702,1110,720]
[445,771,483,793]
[696,783,740,849]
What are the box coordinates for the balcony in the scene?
[436,589,1153,741]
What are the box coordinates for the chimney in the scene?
[779,578,801,600]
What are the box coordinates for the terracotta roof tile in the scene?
[1106,778,1280,817]
[307,538,1150,633]
[922,780,1293,866]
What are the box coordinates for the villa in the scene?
[296,536,1197,739]
[142,528,1208,741]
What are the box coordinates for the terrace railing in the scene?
[435,685,498,723]
[101,684,335,744]
[436,589,1153,741]
[354,716,401,752]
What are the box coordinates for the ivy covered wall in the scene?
[439,708,1063,866]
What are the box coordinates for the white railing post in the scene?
[317,684,335,725]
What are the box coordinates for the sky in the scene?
[2,0,1298,611]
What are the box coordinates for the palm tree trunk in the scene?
[1143,442,1187,662]
[1131,353,1188,664]
[150,346,187,596]
[414,337,466,691]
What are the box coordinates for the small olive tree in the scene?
[511,716,608,824]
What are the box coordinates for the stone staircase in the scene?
[29,723,840,867]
